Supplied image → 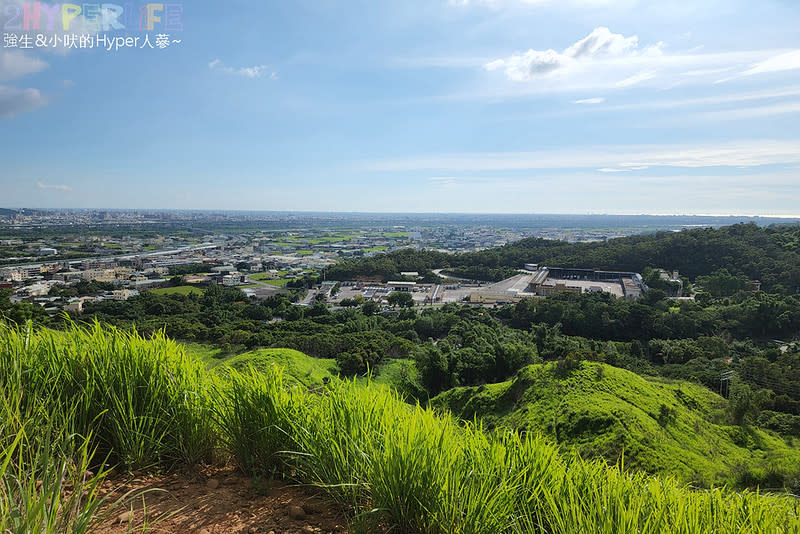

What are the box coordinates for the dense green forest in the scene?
[326,223,800,295]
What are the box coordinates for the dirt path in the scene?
[92,466,351,534]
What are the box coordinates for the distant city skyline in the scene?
[1,0,799,215]
[3,208,800,218]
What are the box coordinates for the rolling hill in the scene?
[431,360,800,489]
[221,348,338,388]
[185,343,416,391]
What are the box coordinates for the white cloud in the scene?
[622,165,650,170]
[0,51,48,81]
[697,101,800,121]
[399,168,800,215]
[0,49,50,119]
[565,27,639,59]
[486,49,567,80]
[37,182,72,192]
[478,27,798,96]
[594,85,800,112]
[741,50,800,77]
[485,27,660,83]
[360,140,800,172]
[573,97,605,104]
[405,170,800,216]
[615,70,656,87]
[0,85,48,119]
[681,66,733,77]
[209,59,275,79]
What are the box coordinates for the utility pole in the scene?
[720,370,735,398]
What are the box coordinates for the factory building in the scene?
[469,265,646,304]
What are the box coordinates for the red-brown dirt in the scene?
[91,466,354,534]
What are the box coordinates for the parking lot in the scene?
[329,281,484,306]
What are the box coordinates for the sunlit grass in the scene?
[0,321,216,471]
[2,321,799,533]
[149,285,204,296]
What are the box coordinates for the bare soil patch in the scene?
[92,466,353,534]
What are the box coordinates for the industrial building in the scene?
[469,265,646,304]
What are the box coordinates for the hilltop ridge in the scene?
[432,361,800,489]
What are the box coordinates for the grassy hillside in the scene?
[3,321,799,533]
[184,342,414,391]
[432,361,800,489]
[222,348,338,388]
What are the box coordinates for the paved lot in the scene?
[332,283,480,305]
[546,278,625,298]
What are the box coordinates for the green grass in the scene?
[149,285,203,296]
[365,358,417,388]
[220,348,338,389]
[364,246,389,253]
[182,342,231,363]
[382,232,409,238]
[0,322,216,471]
[296,249,314,256]
[249,272,276,281]
[281,234,359,245]
[0,379,119,533]
[431,361,800,489]
[262,278,291,287]
[3,322,800,533]
[184,341,411,392]
[185,341,412,392]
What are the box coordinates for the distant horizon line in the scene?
[2,208,800,219]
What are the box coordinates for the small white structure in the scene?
[111,289,139,301]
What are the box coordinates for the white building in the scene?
[111,289,139,301]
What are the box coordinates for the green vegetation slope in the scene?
[432,361,800,489]
[4,321,799,533]
[221,348,338,388]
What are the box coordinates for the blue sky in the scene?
[1,0,798,214]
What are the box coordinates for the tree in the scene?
[728,382,772,426]
[362,300,379,316]
[387,291,414,308]
[696,268,749,298]
[413,345,451,395]
[531,322,562,359]
[337,351,364,376]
